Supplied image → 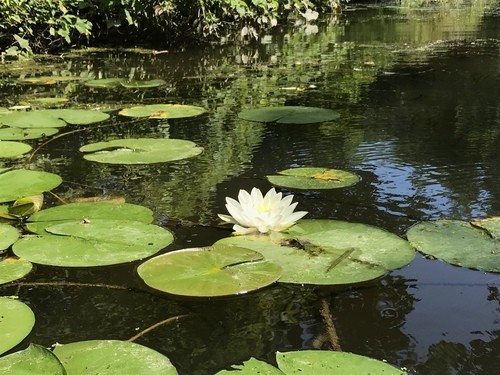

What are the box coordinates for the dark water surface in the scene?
[1,2,499,374]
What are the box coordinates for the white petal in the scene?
[218,214,236,224]
[233,224,258,235]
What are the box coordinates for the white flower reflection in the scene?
[218,187,308,235]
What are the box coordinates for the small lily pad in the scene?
[0,297,35,355]
[0,127,58,140]
[238,106,340,124]
[0,109,109,128]
[0,223,19,250]
[120,79,167,89]
[0,141,32,158]
[14,219,173,267]
[118,104,206,119]
[0,257,33,285]
[406,219,500,273]
[0,344,66,375]
[0,169,62,203]
[137,244,282,297]
[84,78,124,88]
[267,167,360,190]
[53,340,178,374]
[80,138,203,164]
[216,219,415,285]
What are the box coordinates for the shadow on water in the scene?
[1,1,499,374]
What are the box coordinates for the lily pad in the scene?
[0,297,35,355]
[276,350,406,374]
[0,344,65,375]
[238,106,340,124]
[137,244,282,297]
[0,257,33,285]
[84,78,124,88]
[0,223,19,250]
[0,141,32,158]
[216,219,415,285]
[0,109,109,128]
[118,104,206,119]
[120,79,167,89]
[80,138,203,164]
[0,127,58,140]
[26,201,154,234]
[14,219,173,267]
[406,220,500,273]
[21,76,85,85]
[215,357,283,374]
[28,97,69,107]
[53,340,178,374]
[0,169,62,203]
[267,167,360,190]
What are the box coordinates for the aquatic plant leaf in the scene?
[238,106,340,124]
[276,350,406,374]
[0,141,32,158]
[14,219,173,267]
[0,344,65,375]
[0,126,58,140]
[215,357,284,374]
[21,76,86,84]
[26,201,154,234]
[120,79,167,88]
[53,340,178,374]
[216,219,415,285]
[80,138,203,164]
[0,109,109,128]
[0,169,62,203]
[28,97,69,107]
[0,257,33,285]
[118,104,206,119]
[406,220,500,273]
[9,194,43,217]
[0,223,19,250]
[137,244,282,297]
[0,297,35,355]
[46,109,110,125]
[470,217,500,239]
[84,78,124,88]
[267,167,360,190]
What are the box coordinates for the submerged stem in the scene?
[128,314,190,342]
[319,298,341,351]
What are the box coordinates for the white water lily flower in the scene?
[218,187,308,235]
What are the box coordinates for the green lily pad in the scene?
[0,127,58,140]
[0,297,35,355]
[0,344,65,375]
[276,350,406,374]
[14,219,173,267]
[0,257,33,285]
[26,201,154,234]
[21,76,85,84]
[137,244,282,297]
[216,219,415,285]
[118,104,206,119]
[28,97,69,107]
[120,79,167,89]
[471,217,500,239]
[267,167,360,190]
[238,106,340,124]
[53,340,178,374]
[84,78,124,88]
[0,169,62,203]
[0,141,32,158]
[406,219,500,273]
[215,357,283,374]
[0,223,19,250]
[0,109,109,128]
[80,138,203,164]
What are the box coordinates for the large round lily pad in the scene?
[0,109,109,128]
[0,169,62,203]
[0,127,58,141]
[14,219,173,267]
[26,201,154,234]
[0,223,19,250]
[276,350,406,374]
[137,244,282,297]
[0,297,35,355]
[406,219,500,273]
[216,219,415,285]
[267,167,360,190]
[80,138,203,164]
[0,141,32,158]
[238,106,340,124]
[118,104,206,119]
[0,344,65,375]
[53,340,178,374]
[0,257,33,285]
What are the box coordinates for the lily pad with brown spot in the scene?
[267,167,360,190]
[118,104,206,119]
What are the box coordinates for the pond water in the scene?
[1,1,499,374]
